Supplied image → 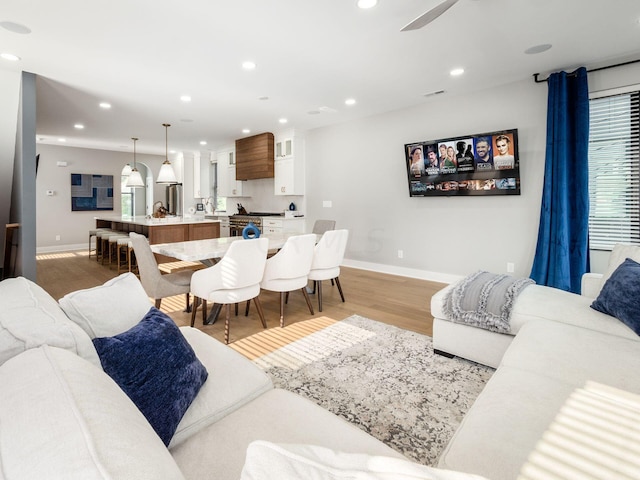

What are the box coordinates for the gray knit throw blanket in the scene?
[442,271,535,334]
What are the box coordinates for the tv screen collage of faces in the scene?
[404,128,520,197]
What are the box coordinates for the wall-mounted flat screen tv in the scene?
[404,128,520,197]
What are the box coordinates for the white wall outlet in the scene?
[398,249,404,259]
[322,200,332,208]
[56,161,67,167]
[55,235,61,241]
[507,262,515,273]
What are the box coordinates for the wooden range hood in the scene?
[235,132,274,180]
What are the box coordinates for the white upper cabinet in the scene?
[274,134,304,196]
[217,149,244,198]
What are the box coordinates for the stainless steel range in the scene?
[228,212,283,236]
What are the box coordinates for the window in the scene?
[211,161,227,212]
[121,175,134,216]
[588,90,640,250]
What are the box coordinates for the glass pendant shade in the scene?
[157,123,177,184]
[126,137,145,188]
[122,163,132,176]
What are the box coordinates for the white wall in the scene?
[35,144,164,250]
[305,78,548,281]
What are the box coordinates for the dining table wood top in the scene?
[150,233,316,262]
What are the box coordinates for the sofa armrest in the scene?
[581,273,603,299]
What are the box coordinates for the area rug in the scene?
[231,315,494,466]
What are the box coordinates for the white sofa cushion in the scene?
[0,276,99,367]
[0,345,185,479]
[169,327,273,448]
[59,272,152,338]
[438,320,640,480]
[171,388,405,480]
[241,441,489,480]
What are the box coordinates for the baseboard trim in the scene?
[342,259,463,285]
[37,243,86,254]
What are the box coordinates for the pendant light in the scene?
[157,123,177,184]
[126,137,145,188]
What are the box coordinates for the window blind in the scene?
[588,91,640,250]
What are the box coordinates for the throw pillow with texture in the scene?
[591,257,640,336]
[92,307,208,445]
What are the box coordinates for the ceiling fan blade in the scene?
[401,0,460,32]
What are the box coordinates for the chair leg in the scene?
[285,292,289,304]
[235,303,239,316]
[279,292,286,328]
[224,303,231,344]
[190,297,201,327]
[335,277,345,302]
[331,279,335,286]
[185,293,191,313]
[301,287,314,315]
[155,298,162,309]
[253,296,267,328]
[317,280,323,312]
[245,300,251,316]
[202,299,208,324]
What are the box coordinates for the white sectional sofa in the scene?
[431,244,640,479]
[0,273,484,480]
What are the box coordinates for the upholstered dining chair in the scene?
[190,237,269,344]
[308,229,349,312]
[129,232,193,311]
[312,219,336,235]
[260,234,316,328]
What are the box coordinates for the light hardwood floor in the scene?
[36,250,445,343]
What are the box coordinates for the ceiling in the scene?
[1,0,640,157]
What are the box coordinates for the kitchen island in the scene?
[95,216,220,262]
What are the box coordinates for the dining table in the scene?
[150,232,310,264]
[150,232,318,324]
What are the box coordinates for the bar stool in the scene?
[89,228,110,259]
[95,230,113,263]
[107,234,129,268]
[117,237,136,274]
[97,231,121,264]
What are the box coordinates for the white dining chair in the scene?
[260,234,316,328]
[312,219,336,234]
[308,229,349,312]
[190,237,268,344]
[129,232,193,311]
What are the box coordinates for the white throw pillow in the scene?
[59,272,152,338]
[0,346,185,479]
[0,276,99,367]
[599,243,640,294]
[241,441,489,480]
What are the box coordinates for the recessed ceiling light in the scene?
[99,102,111,109]
[242,61,256,70]
[169,150,176,154]
[200,141,207,145]
[345,98,357,106]
[58,138,66,142]
[1,53,20,62]
[524,44,552,55]
[74,124,84,129]
[279,118,288,124]
[242,129,251,134]
[180,95,192,102]
[450,68,465,76]
[0,21,31,34]
[258,96,269,101]
[357,0,378,9]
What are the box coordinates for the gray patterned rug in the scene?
[258,315,494,466]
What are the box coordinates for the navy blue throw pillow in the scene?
[92,307,208,446]
[591,257,640,336]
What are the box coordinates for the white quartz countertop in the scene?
[96,215,220,226]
